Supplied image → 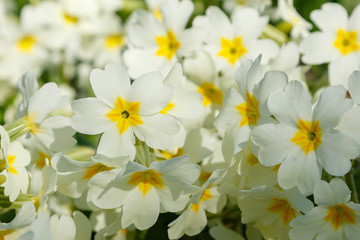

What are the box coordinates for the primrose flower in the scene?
[88,156,200,230]
[300,3,360,86]
[71,63,179,159]
[277,0,312,41]
[214,55,288,161]
[124,0,203,78]
[19,211,91,240]
[0,126,31,202]
[51,153,128,198]
[290,178,360,240]
[17,71,76,152]
[193,6,278,77]
[252,81,359,194]
[168,169,228,239]
[238,185,313,240]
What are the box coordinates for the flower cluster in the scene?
[1,0,360,239]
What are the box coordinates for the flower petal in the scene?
[132,114,179,150]
[268,80,312,128]
[128,71,173,115]
[312,85,353,130]
[251,123,298,167]
[71,98,113,135]
[90,63,131,107]
[310,3,348,33]
[316,130,359,176]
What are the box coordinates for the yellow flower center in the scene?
[83,163,114,180]
[324,204,356,230]
[17,35,37,53]
[291,120,322,154]
[197,82,223,106]
[268,198,297,225]
[128,169,164,196]
[159,148,183,160]
[0,229,14,240]
[155,30,181,60]
[35,152,50,169]
[160,102,175,114]
[191,188,213,213]
[334,29,359,55]
[105,35,123,49]
[106,97,143,135]
[26,114,42,135]
[63,12,79,25]
[236,92,260,127]
[246,151,259,166]
[0,155,17,174]
[218,37,247,65]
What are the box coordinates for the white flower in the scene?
[51,153,128,198]
[300,3,360,86]
[71,63,180,159]
[123,0,203,78]
[193,6,278,77]
[252,80,359,194]
[0,126,31,202]
[214,55,288,160]
[277,0,312,41]
[238,185,313,240]
[88,156,200,230]
[18,211,90,240]
[290,178,360,240]
[17,71,76,152]
[168,170,227,239]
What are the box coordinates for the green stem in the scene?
[344,163,359,203]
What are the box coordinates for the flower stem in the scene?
[344,162,359,203]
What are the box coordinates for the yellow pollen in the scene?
[0,155,17,174]
[236,92,260,127]
[155,30,181,60]
[334,29,359,55]
[83,163,114,180]
[25,114,42,135]
[197,82,223,106]
[268,198,297,225]
[291,120,322,154]
[106,97,143,135]
[191,187,213,212]
[17,35,37,53]
[198,171,211,183]
[35,152,50,169]
[63,12,79,24]
[324,204,356,230]
[128,169,164,196]
[246,151,259,166]
[273,164,281,172]
[218,37,247,65]
[0,229,14,240]
[105,35,123,49]
[160,102,175,114]
[159,148,183,160]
